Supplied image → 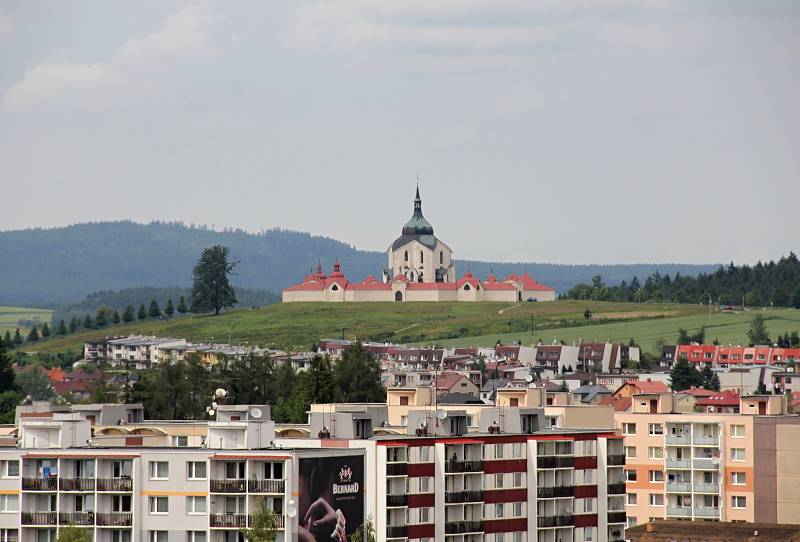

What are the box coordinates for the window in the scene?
[440,251,444,264]
[648,470,664,482]
[187,496,206,514]
[512,443,523,458]
[581,498,595,513]
[495,503,504,518]
[622,423,637,435]
[187,533,206,542]
[625,446,637,459]
[149,532,168,542]
[0,531,19,542]
[649,494,664,506]
[627,517,637,528]
[495,444,504,459]
[399,396,409,406]
[172,436,188,447]
[419,447,431,462]
[187,462,206,480]
[513,502,523,516]
[730,425,745,437]
[110,531,131,542]
[625,469,637,482]
[648,447,664,459]
[1,461,19,478]
[148,496,169,514]
[495,473,504,489]
[149,461,169,479]
[419,477,430,493]
[513,472,523,487]
[731,448,746,461]
[627,493,637,505]
[648,423,663,435]
[0,495,18,512]
[731,472,746,485]
[731,496,747,509]
[419,507,430,523]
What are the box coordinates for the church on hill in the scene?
[282,186,556,303]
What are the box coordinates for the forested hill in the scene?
[0,221,719,307]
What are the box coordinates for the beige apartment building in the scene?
[615,391,800,527]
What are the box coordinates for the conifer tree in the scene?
[83,314,94,329]
[27,326,40,342]
[148,299,161,318]
[41,322,50,338]
[69,318,79,333]
[137,304,147,320]
[177,295,188,315]
[164,299,174,317]
[12,329,22,345]
[56,320,67,335]
[112,310,121,324]
[95,310,107,328]
[3,331,11,345]
[669,357,702,391]
[122,305,135,323]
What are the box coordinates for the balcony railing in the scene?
[538,514,574,528]
[607,482,625,495]
[60,478,96,492]
[607,511,626,524]
[665,459,691,469]
[59,512,95,526]
[666,435,690,445]
[694,507,720,518]
[693,436,719,446]
[693,482,719,493]
[22,477,58,491]
[386,463,408,476]
[538,486,574,498]
[607,454,626,466]
[211,479,247,493]
[666,481,691,493]
[96,512,133,526]
[445,520,484,534]
[210,513,250,528]
[666,506,691,518]
[445,460,483,473]
[386,525,408,538]
[22,512,58,525]
[386,494,408,507]
[693,458,719,470]
[248,479,285,493]
[96,478,133,492]
[538,456,575,469]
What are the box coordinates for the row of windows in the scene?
[148,461,283,480]
[626,492,747,509]
[625,471,747,485]
[623,446,746,461]
[621,422,746,437]
[148,495,207,514]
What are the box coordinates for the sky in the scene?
[1,1,798,265]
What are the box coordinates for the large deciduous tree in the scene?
[190,245,238,315]
[747,313,771,346]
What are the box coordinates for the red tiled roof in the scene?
[455,272,481,289]
[682,387,717,397]
[633,380,669,394]
[696,390,740,406]
[406,282,459,290]
[348,275,391,291]
[53,380,91,395]
[46,368,66,383]
[503,272,555,291]
[599,395,632,412]
[436,372,470,390]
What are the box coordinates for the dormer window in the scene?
[331,284,339,291]
[464,284,471,291]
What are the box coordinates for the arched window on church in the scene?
[404,251,408,262]
[420,251,424,263]
[463,284,471,291]
[440,251,443,265]
[331,284,339,291]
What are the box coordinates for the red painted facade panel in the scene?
[483,488,528,503]
[574,456,598,469]
[406,524,435,538]
[573,485,598,498]
[407,493,434,508]
[406,463,435,477]
[483,518,528,533]
[483,459,527,474]
[573,514,598,527]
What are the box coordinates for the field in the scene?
[0,306,53,335]
[442,308,800,353]
[26,300,704,354]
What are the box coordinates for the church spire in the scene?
[413,183,423,217]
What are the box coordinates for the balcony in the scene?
[607,511,627,524]
[96,478,132,492]
[538,486,574,498]
[210,513,250,528]
[22,512,58,525]
[22,477,58,491]
[387,494,408,507]
[210,479,247,493]
[666,481,691,493]
[607,482,625,495]
[666,507,691,518]
[665,459,691,469]
[694,507,720,518]
[248,479,285,493]
[693,458,719,470]
[537,515,574,528]
[666,435,690,446]
[386,525,408,539]
[538,456,575,469]
[59,512,95,526]
[445,520,484,534]
[386,463,408,476]
[607,454,626,466]
[60,478,96,492]
[693,436,719,446]
[96,512,133,527]
[693,482,719,493]
[445,460,483,474]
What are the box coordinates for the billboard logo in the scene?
[333,464,359,495]
[338,465,352,483]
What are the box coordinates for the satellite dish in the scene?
[250,407,263,419]
[207,409,215,417]
[435,409,447,420]
[286,501,298,518]
[525,375,534,383]
[215,388,227,398]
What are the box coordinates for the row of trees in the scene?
[565,253,800,307]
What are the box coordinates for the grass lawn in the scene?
[25,300,703,354]
[441,308,800,354]
[0,306,53,335]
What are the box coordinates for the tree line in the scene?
[564,253,800,307]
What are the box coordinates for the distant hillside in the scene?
[0,221,718,307]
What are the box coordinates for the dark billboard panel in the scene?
[298,454,365,542]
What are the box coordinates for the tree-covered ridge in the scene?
[565,253,800,307]
[0,220,717,306]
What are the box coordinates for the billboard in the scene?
[298,454,365,542]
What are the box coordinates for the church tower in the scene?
[385,185,454,283]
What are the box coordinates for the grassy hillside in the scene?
[24,301,703,354]
[442,308,800,354]
[0,306,53,335]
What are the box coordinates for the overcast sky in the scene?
[1,1,798,264]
